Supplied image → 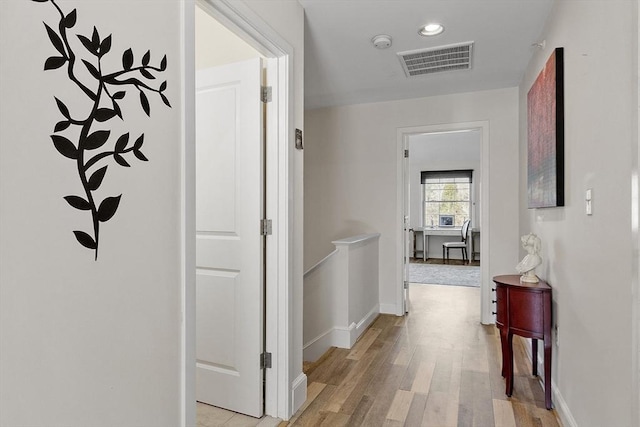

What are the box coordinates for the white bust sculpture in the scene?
[516,233,542,283]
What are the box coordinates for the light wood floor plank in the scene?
[385,389,414,422]
[493,399,517,427]
[347,327,381,360]
[422,391,459,427]
[411,360,436,394]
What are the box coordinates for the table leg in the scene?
[499,327,508,378]
[423,233,428,261]
[532,339,538,376]
[506,332,514,396]
[544,339,552,409]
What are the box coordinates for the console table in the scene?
[492,275,553,409]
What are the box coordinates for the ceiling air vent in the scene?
[398,42,474,77]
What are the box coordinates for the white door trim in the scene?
[182,0,295,423]
[396,122,492,323]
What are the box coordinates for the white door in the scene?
[403,140,411,314]
[195,58,264,418]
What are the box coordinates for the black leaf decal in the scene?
[142,50,150,66]
[113,101,123,119]
[35,1,172,258]
[140,69,155,80]
[44,23,65,56]
[115,133,129,152]
[63,9,77,28]
[51,135,77,159]
[73,230,97,249]
[160,93,171,108]
[94,108,116,122]
[55,97,70,118]
[88,166,108,191]
[54,120,71,132]
[91,27,100,50]
[44,56,66,70]
[64,195,92,210]
[134,149,148,162]
[82,59,100,79]
[84,130,110,150]
[122,48,134,70]
[97,195,122,222]
[133,134,144,149]
[77,34,97,56]
[99,34,111,57]
[139,91,150,116]
[114,153,130,167]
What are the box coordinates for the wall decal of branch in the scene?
[32,0,172,260]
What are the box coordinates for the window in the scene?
[422,170,472,228]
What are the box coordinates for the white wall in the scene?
[0,1,185,425]
[518,1,637,426]
[305,88,520,314]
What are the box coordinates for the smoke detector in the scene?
[372,34,392,49]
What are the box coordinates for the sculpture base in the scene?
[520,274,539,283]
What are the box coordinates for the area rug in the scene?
[409,263,480,287]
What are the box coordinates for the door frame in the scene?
[396,121,492,323]
[181,0,295,424]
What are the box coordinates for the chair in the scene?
[443,219,471,264]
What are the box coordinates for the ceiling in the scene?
[299,0,555,109]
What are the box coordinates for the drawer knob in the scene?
[492,311,497,315]
[492,300,497,304]
[491,288,496,292]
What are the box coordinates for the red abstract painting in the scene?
[527,48,564,208]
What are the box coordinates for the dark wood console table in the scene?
[493,274,553,409]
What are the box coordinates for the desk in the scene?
[413,227,460,261]
[493,275,553,409]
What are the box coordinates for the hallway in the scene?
[288,284,560,426]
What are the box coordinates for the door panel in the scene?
[195,58,264,418]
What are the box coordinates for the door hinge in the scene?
[404,149,409,158]
[261,219,272,236]
[260,352,272,369]
[404,280,409,289]
[261,86,272,103]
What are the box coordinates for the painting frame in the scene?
[527,47,565,208]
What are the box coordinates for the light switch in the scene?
[585,188,593,215]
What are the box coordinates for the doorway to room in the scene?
[189,0,293,422]
[406,130,481,289]
[398,122,491,322]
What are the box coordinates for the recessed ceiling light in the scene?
[419,23,444,37]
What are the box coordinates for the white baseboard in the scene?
[291,372,307,417]
[303,306,380,362]
[349,306,379,346]
[379,303,400,315]
[303,328,337,362]
[523,341,576,427]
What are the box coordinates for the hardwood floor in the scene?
[286,284,560,427]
